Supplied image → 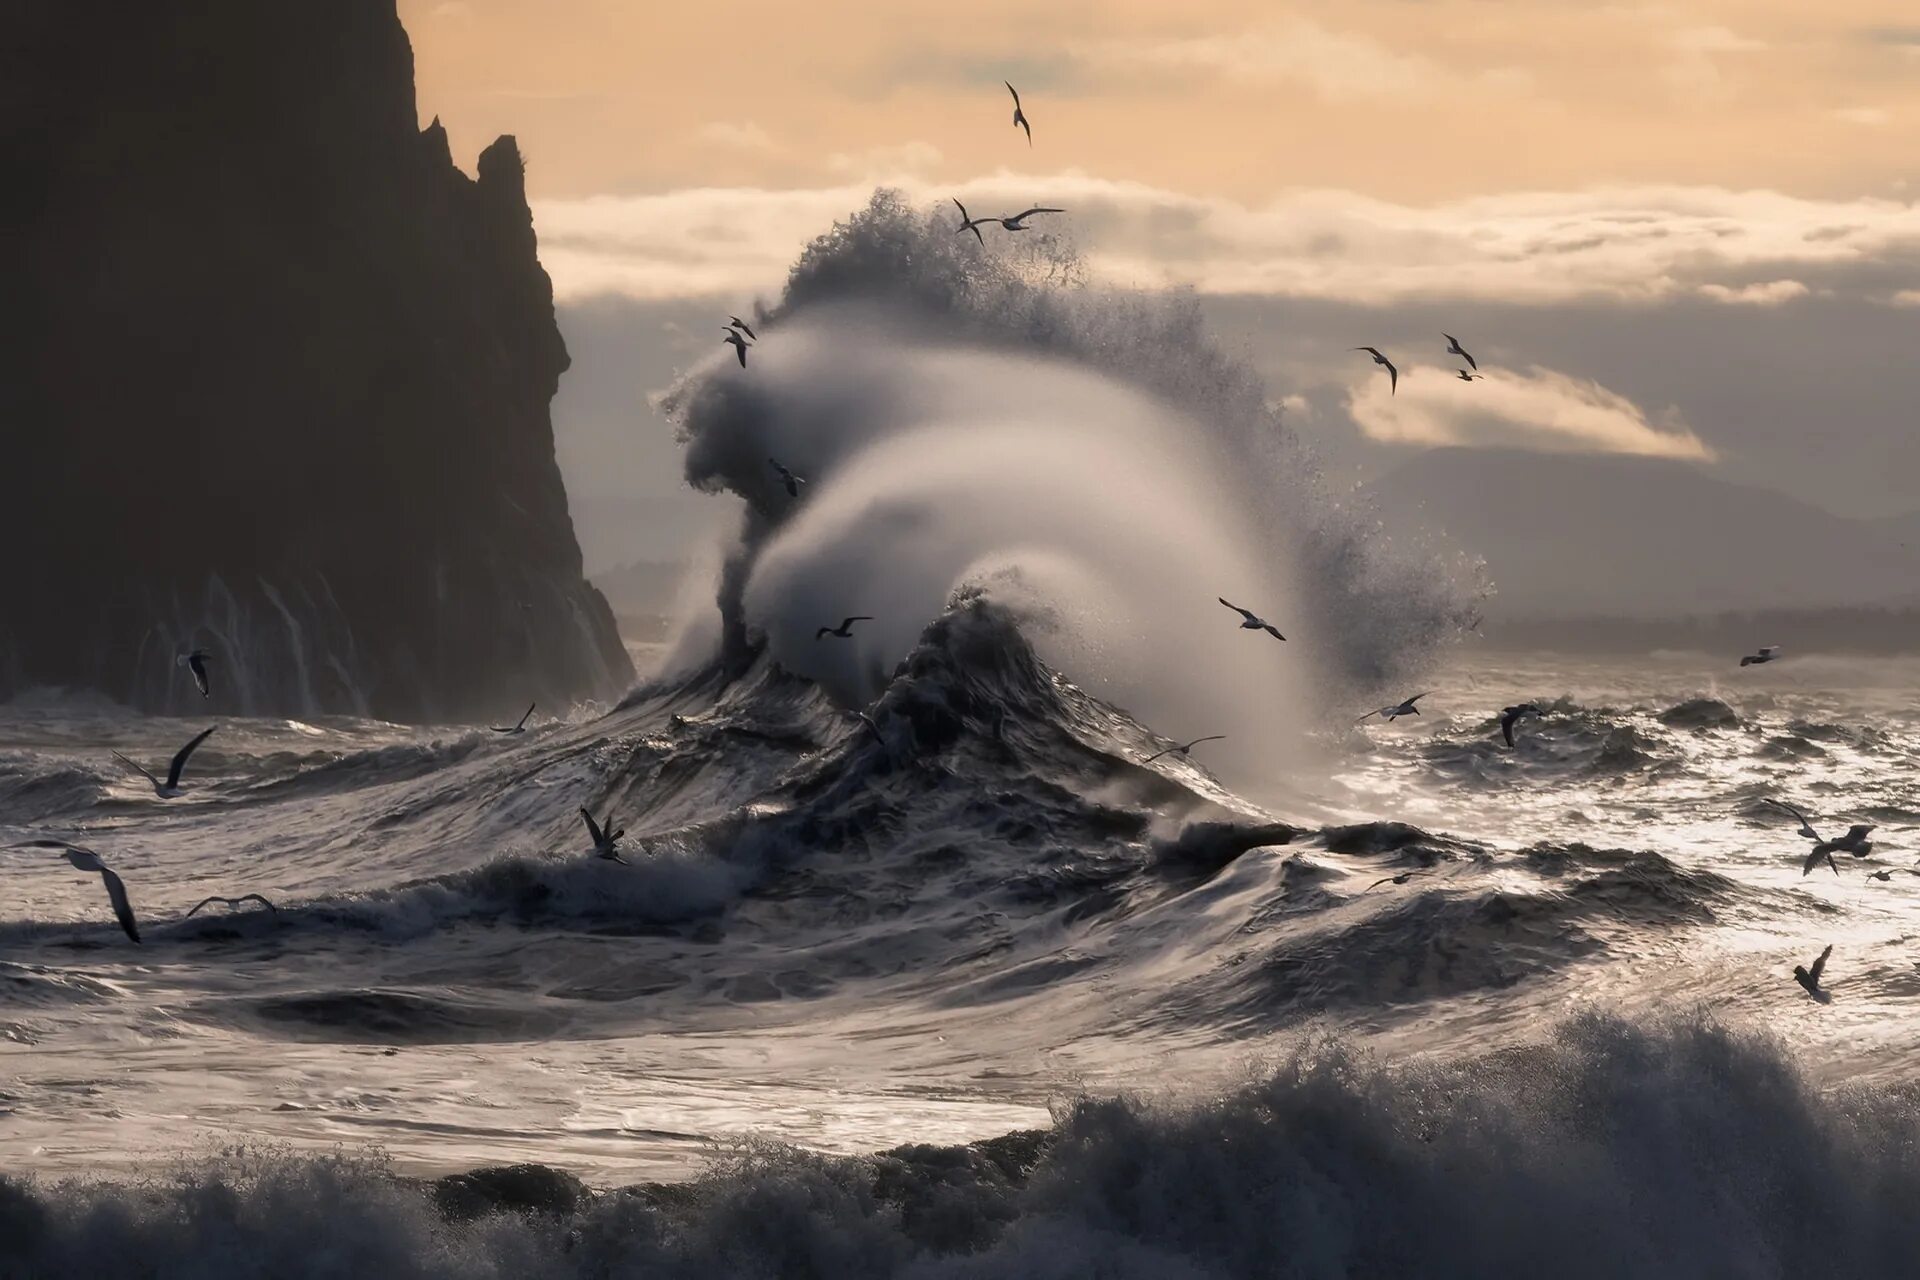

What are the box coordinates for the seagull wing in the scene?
[730,316,757,340]
[517,703,535,730]
[1141,746,1177,764]
[1262,624,1286,640]
[1365,876,1400,891]
[1012,208,1063,220]
[841,616,873,630]
[1218,597,1256,622]
[1763,798,1819,839]
[165,726,217,790]
[1385,358,1398,395]
[111,751,157,787]
[98,865,139,943]
[1846,824,1876,841]
[1501,711,1518,747]
[1006,81,1021,109]
[815,627,832,640]
[1186,735,1226,749]
[580,807,605,846]
[189,653,211,696]
[1808,944,1832,985]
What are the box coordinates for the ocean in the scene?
[4,195,1918,1277]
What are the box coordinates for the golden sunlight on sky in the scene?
[402,0,1920,203]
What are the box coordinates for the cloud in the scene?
[695,121,778,152]
[1668,26,1767,54]
[1346,366,1714,461]
[1075,21,1506,103]
[533,177,1920,306]
[825,141,943,178]
[1696,280,1809,306]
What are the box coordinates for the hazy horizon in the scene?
[397,0,1920,586]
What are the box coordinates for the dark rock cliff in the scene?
[0,1,632,721]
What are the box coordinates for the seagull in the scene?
[1864,869,1914,883]
[1366,871,1426,891]
[1217,598,1285,640]
[492,703,535,735]
[1827,825,1878,859]
[855,712,886,746]
[1454,370,1483,382]
[179,648,212,698]
[1792,943,1832,1001]
[1740,645,1782,667]
[998,207,1063,232]
[187,893,278,917]
[1764,799,1875,873]
[727,315,758,341]
[1360,694,1430,724]
[17,841,139,943]
[1354,347,1398,395]
[112,726,216,799]
[1443,334,1478,371]
[816,616,873,640]
[952,198,1000,245]
[1142,735,1225,765]
[722,329,751,368]
[768,457,805,498]
[580,807,626,863]
[1006,81,1031,145]
[1499,703,1543,748]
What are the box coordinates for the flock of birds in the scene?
[709,80,1882,1003]
[15,84,1883,1012]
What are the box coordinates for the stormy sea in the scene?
[4,197,1919,1279]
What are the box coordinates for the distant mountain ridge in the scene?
[1364,449,1920,620]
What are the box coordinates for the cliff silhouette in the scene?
[0,1,632,720]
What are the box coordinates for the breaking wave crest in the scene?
[5,1014,1917,1279]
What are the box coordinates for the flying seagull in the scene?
[768,457,805,498]
[1792,943,1832,1001]
[492,703,535,735]
[1217,598,1285,640]
[1864,869,1916,883]
[952,198,1000,245]
[722,328,751,368]
[1763,799,1875,872]
[1455,370,1483,382]
[1443,334,1477,371]
[817,616,873,640]
[1006,81,1031,145]
[855,711,886,746]
[998,207,1063,231]
[1366,871,1426,891]
[1360,694,1430,724]
[112,726,216,799]
[1740,645,1782,667]
[580,807,626,863]
[1499,703,1543,748]
[1354,347,1398,395]
[727,315,758,341]
[179,648,213,698]
[17,840,139,943]
[1142,735,1225,765]
[187,893,278,917]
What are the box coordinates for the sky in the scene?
[400,0,1920,572]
